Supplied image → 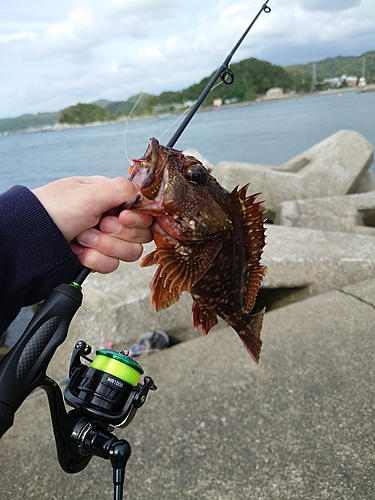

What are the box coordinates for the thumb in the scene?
[32,176,141,243]
[80,176,139,216]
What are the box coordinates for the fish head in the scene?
[127,138,232,240]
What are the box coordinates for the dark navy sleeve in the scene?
[0,186,81,336]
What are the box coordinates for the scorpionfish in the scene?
[127,138,267,363]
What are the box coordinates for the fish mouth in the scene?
[122,137,165,211]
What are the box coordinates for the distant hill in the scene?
[92,99,112,109]
[285,50,375,90]
[58,103,115,125]
[153,57,294,111]
[0,111,59,134]
[103,93,156,117]
[1,51,373,134]
[95,58,293,118]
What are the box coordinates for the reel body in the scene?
[65,342,155,427]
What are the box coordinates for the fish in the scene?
[126,137,267,363]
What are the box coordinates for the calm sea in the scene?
[1,89,375,195]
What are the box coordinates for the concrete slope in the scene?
[1,279,375,500]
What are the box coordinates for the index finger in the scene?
[118,210,154,229]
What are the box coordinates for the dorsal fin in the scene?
[231,184,267,313]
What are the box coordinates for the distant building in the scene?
[345,76,358,87]
[324,75,358,88]
[323,77,341,88]
[213,98,223,107]
[265,87,284,99]
[358,76,367,87]
[224,97,238,104]
[153,102,188,113]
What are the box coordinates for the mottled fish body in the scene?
[127,138,267,362]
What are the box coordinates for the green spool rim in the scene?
[95,349,144,374]
[90,351,143,387]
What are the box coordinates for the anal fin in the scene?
[192,300,218,335]
[237,307,265,364]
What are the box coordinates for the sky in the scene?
[0,0,374,120]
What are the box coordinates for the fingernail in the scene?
[103,217,122,235]
[71,242,83,255]
[121,212,140,227]
[78,229,98,246]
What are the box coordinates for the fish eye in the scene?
[185,164,206,185]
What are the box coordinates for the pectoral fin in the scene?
[142,239,223,311]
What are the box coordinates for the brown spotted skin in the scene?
[128,138,267,363]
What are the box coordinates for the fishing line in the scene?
[123,56,231,149]
[158,68,228,144]
[158,106,192,144]
[123,93,145,163]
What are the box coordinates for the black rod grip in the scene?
[0,283,83,437]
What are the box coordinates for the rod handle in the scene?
[0,283,83,437]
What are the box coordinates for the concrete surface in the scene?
[214,130,374,219]
[276,190,375,234]
[262,225,375,295]
[0,279,375,499]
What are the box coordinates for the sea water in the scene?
[1,89,375,195]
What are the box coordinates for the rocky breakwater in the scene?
[3,129,375,500]
[48,129,375,379]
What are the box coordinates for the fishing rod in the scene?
[167,0,271,148]
[0,2,272,499]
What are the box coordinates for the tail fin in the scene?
[237,307,265,364]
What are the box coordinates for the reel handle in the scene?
[0,282,83,437]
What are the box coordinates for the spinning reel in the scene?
[0,273,155,500]
[59,340,155,499]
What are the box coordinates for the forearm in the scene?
[0,186,81,335]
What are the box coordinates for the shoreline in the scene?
[0,87,358,138]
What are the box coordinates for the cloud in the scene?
[239,0,375,65]
[0,31,38,44]
[298,0,361,11]
[46,7,91,37]
[0,0,374,119]
[2,0,182,59]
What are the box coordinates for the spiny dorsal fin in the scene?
[231,184,267,313]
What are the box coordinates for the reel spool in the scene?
[75,350,143,414]
[64,341,155,427]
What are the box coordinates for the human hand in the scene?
[32,176,153,273]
